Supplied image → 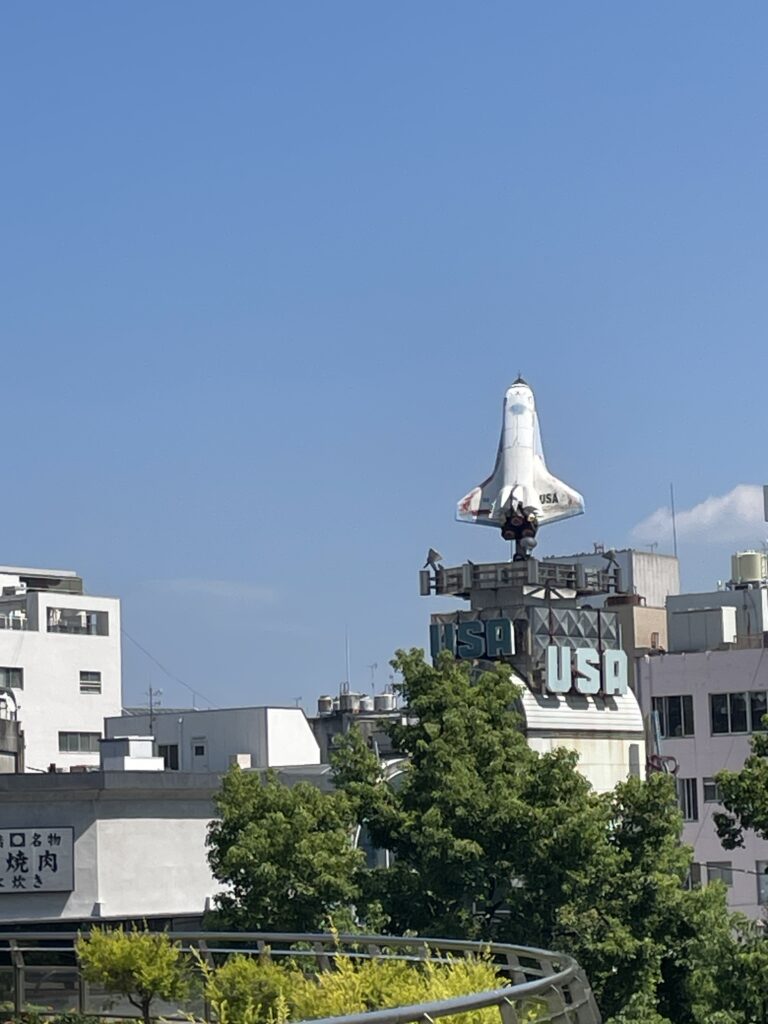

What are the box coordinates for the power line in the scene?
[121,627,215,708]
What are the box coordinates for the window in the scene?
[0,667,23,690]
[710,691,768,734]
[650,631,660,650]
[677,778,699,821]
[158,744,179,770]
[194,744,205,757]
[652,695,694,737]
[47,608,109,636]
[707,861,733,886]
[711,693,730,734]
[751,692,768,732]
[79,670,102,694]
[757,861,768,905]
[703,777,723,803]
[58,731,101,753]
[684,862,703,890]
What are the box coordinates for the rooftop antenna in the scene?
[146,686,162,735]
[344,627,351,687]
[367,662,378,693]
[670,483,679,558]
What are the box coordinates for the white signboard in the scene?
[544,645,628,697]
[0,827,74,893]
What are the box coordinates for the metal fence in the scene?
[0,930,601,1024]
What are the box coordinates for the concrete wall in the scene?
[265,708,324,767]
[636,650,768,919]
[668,606,738,654]
[543,550,680,608]
[0,772,221,923]
[667,587,768,641]
[519,686,645,793]
[0,591,121,771]
[630,551,680,609]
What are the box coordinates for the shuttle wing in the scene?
[456,430,505,527]
[533,461,585,525]
[456,462,504,526]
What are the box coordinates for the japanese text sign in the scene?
[0,828,74,893]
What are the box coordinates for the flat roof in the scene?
[114,705,304,718]
[0,565,79,578]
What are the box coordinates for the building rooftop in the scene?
[0,566,79,579]
[117,705,306,717]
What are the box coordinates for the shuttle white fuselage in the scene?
[456,377,584,556]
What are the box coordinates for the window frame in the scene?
[158,743,179,771]
[706,861,733,887]
[0,667,23,690]
[58,731,101,753]
[677,777,699,822]
[710,690,768,735]
[652,694,695,738]
[757,861,768,906]
[79,670,102,694]
[703,777,723,803]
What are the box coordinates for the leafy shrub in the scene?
[76,926,190,1024]
[201,950,510,1024]
[200,953,302,1024]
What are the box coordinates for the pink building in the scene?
[636,648,768,919]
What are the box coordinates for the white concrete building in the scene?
[0,768,222,923]
[105,706,321,772]
[0,566,121,772]
[0,754,333,924]
[544,548,680,609]
[519,686,644,793]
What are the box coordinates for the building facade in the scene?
[0,566,121,772]
[422,556,647,793]
[636,648,768,919]
[105,706,321,773]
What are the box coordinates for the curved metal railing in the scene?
[0,930,601,1024]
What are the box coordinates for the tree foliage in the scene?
[205,648,768,1023]
[206,768,363,932]
[714,728,768,850]
[331,649,768,1024]
[198,948,507,1024]
[76,926,189,1024]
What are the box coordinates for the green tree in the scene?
[332,649,757,1023]
[334,650,611,945]
[714,728,768,851]
[76,925,190,1024]
[206,767,364,931]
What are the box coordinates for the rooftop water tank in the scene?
[339,691,361,713]
[359,695,374,712]
[317,695,334,715]
[374,692,396,712]
[731,551,767,585]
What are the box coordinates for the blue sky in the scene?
[2,3,768,709]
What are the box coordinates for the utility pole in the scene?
[146,687,162,735]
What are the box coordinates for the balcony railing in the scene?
[0,930,601,1023]
[0,613,28,631]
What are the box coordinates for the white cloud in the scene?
[632,484,765,545]
[147,578,278,604]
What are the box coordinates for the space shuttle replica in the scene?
[456,376,584,559]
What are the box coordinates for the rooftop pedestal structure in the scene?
[421,556,645,793]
